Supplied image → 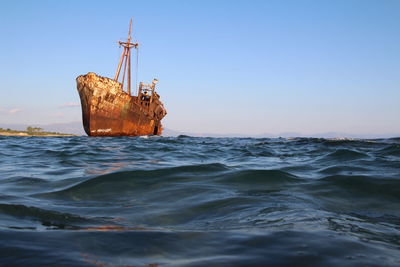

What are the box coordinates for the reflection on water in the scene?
[81,253,159,267]
[85,162,128,174]
[85,161,161,174]
[82,225,148,231]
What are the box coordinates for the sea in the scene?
[0,135,399,266]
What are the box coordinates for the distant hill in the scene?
[163,128,399,139]
[162,128,251,138]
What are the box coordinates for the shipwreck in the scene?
[76,20,167,136]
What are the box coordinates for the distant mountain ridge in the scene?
[0,122,398,139]
[162,128,400,139]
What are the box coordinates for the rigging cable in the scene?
[135,45,139,95]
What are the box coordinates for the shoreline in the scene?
[0,131,76,137]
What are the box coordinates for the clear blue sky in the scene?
[1,0,399,135]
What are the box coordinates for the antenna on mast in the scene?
[128,18,132,42]
[114,18,139,96]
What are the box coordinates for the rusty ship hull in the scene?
[76,72,166,137]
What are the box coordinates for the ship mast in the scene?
[114,19,139,95]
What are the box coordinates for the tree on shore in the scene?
[26,126,43,134]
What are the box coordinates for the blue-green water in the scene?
[0,136,399,266]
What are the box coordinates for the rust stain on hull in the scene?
[76,72,166,137]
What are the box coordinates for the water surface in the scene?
[0,136,399,266]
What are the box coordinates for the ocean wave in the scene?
[217,169,301,185]
[322,149,370,160]
[0,203,95,229]
[377,144,400,156]
[0,230,398,266]
[317,165,371,175]
[309,174,400,203]
[387,137,400,143]
[36,163,231,201]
